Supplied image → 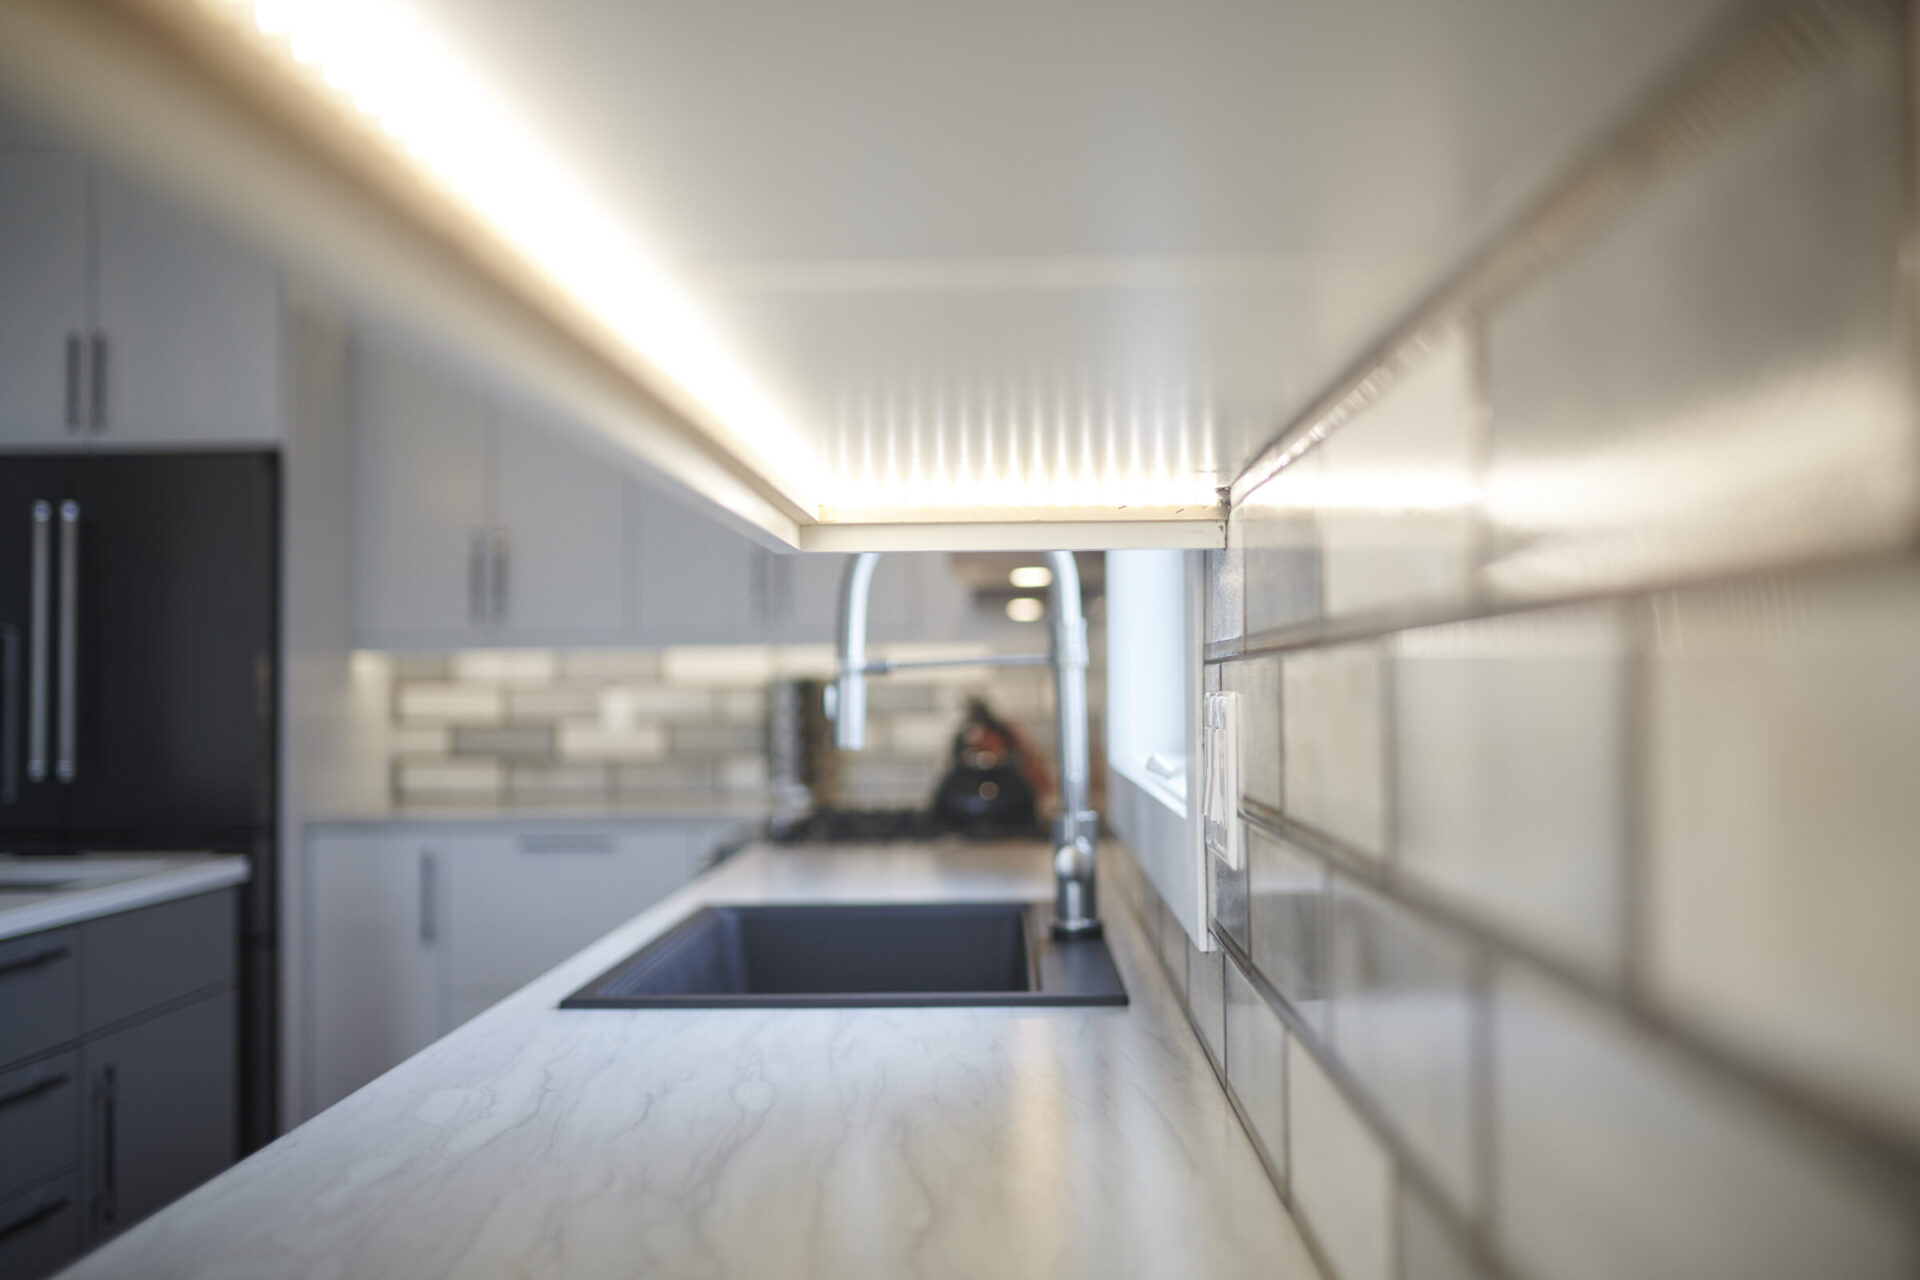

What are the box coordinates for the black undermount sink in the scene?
[560,901,1128,1009]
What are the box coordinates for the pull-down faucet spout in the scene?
[833,551,1100,937]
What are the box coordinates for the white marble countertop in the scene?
[0,853,249,942]
[59,840,1320,1280]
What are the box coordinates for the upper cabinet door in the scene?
[351,331,491,643]
[761,552,914,645]
[0,152,88,447]
[491,397,628,643]
[91,172,281,447]
[629,482,766,645]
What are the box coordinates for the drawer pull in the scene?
[0,945,70,979]
[0,1193,67,1242]
[0,1070,68,1112]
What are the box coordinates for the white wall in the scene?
[278,282,393,1132]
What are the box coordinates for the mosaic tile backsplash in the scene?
[376,644,1100,813]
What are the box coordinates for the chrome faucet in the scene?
[833,551,1100,936]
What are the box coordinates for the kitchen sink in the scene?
[561,901,1128,1008]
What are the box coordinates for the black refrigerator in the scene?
[1,451,279,1152]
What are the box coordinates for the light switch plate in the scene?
[1202,691,1242,871]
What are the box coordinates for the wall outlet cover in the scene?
[1202,691,1243,871]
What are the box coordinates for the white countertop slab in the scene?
[0,853,250,942]
[59,841,1321,1280]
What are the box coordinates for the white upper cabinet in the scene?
[491,394,628,643]
[351,328,492,642]
[91,172,281,447]
[0,135,280,450]
[352,327,627,648]
[629,481,765,644]
[759,551,914,646]
[0,151,88,446]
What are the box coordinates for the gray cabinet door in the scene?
[81,892,234,1034]
[82,989,235,1243]
[0,1172,83,1280]
[760,552,914,645]
[0,151,88,447]
[491,396,629,643]
[630,481,766,643]
[351,327,492,643]
[0,1052,80,1200]
[90,171,281,447]
[307,833,444,1116]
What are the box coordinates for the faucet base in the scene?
[1049,917,1105,941]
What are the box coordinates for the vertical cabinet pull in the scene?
[93,1064,118,1231]
[27,502,50,784]
[468,529,489,624]
[56,501,79,783]
[64,333,83,429]
[89,332,107,430]
[1,624,16,805]
[489,527,509,623]
[418,849,438,945]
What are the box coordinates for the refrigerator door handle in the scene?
[56,500,78,783]
[27,501,51,784]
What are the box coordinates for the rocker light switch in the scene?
[1202,691,1243,871]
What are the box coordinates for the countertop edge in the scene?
[0,858,251,942]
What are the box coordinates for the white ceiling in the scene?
[399,0,1740,516]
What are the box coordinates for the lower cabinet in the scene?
[0,891,238,1280]
[82,990,236,1240]
[306,821,739,1117]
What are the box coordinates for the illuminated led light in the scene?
[201,0,817,501]
[1006,597,1045,623]
[1008,566,1053,589]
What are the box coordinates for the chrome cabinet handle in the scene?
[468,528,489,624]
[65,332,83,429]
[27,502,50,783]
[89,332,107,430]
[489,527,509,623]
[56,501,78,783]
[418,849,438,945]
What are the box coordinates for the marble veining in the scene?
[59,842,1322,1279]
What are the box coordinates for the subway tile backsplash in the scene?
[1392,604,1629,985]
[1327,875,1478,1214]
[1281,644,1388,858]
[1288,1041,1394,1280]
[379,643,1087,811]
[1493,964,1913,1280]
[1114,10,1920,1278]
[1644,564,1920,1146]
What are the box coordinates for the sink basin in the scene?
[561,901,1128,1008]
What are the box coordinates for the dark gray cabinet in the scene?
[0,890,237,1279]
[83,991,235,1238]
